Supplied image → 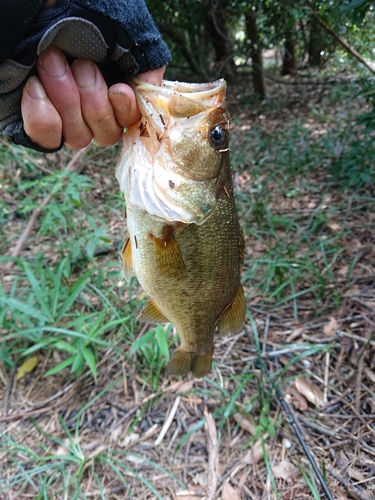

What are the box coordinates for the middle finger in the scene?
[37,47,92,149]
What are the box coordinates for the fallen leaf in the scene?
[238,474,247,488]
[222,481,241,500]
[192,472,207,487]
[243,439,269,465]
[347,467,366,482]
[286,327,304,343]
[286,385,309,411]
[323,317,338,337]
[176,486,204,499]
[335,487,349,500]
[272,460,298,481]
[16,356,38,380]
[327,219,341,232]
[295,377,325,409]
[233,413,256,435]
[364,367,375,384]
[177,380,195,393]
[175,495,201,500]
[120,432,139,448]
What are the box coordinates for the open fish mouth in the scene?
[116,78,229,225]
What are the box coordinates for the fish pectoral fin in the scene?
[121,237,133,282]
[150,226,185,278]
[166,349,213,378]
[217,286,246,336]
[137,299,169,324]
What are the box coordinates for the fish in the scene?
[116,78,245,378]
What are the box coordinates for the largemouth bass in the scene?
[116,79,245,377]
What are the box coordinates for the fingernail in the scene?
[39,48,66,77]
[73,60,96,88]
[109,91,131,114]
[26,77,47,99]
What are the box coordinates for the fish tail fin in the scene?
[166,349,213,378]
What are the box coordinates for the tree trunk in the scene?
[207,0,235,81]
[282,36,296,75]
[308,16,324,67]
[245,10,266,99]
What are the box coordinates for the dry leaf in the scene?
[192,472,207,487]
[286,327,304,342]
[175,495,201,500]
[222,481,241,500]
[327,219,341,232]
[177,380,195,393]
[233,413,256,435]
[295,377,325,408]
[120,432,139,448]
[243,439,269,465]
[364,367,375,384]
[175,489,202,500]
[323,317,338,337]
[272,460,298,481]
[335,487,349,500]
[347,467,366,482]
[286,385,309,411]
[16,356,38,380]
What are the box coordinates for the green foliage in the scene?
[130,324,172,390]
[0,258,131,379]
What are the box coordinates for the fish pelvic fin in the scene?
[149,225,186,279]
[166,349,213,378]
[121,237,133,282]
[217,286,246,337]
[137,299,169,324]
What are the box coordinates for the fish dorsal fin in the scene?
[137,299,169,324]
[149,225,186,278]
[217,286,246,336]
[121,237,133,282]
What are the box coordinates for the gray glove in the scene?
[0,0,171,152]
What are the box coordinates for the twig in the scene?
[4,146,90,271]
[337,329,375,348]
[204,409,219,500]
[154,396,180,446]
[326,467,372,500]
[244,326,334,500]
[1,369,15,431]
[323,351,330,403]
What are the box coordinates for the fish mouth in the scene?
[130,78,227,133]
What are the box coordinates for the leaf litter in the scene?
[1,75,375,499]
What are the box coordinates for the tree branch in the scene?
[312,12,375,76]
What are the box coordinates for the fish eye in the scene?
[209,125,227,149]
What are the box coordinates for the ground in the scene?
[0,72,375,499]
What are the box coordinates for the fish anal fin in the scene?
[149,225,185,278]
[217,286,246,337]
[166,349,213,378]
[137,299,169,325]
[121,237,133,282]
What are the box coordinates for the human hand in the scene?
[21,46,165,150]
